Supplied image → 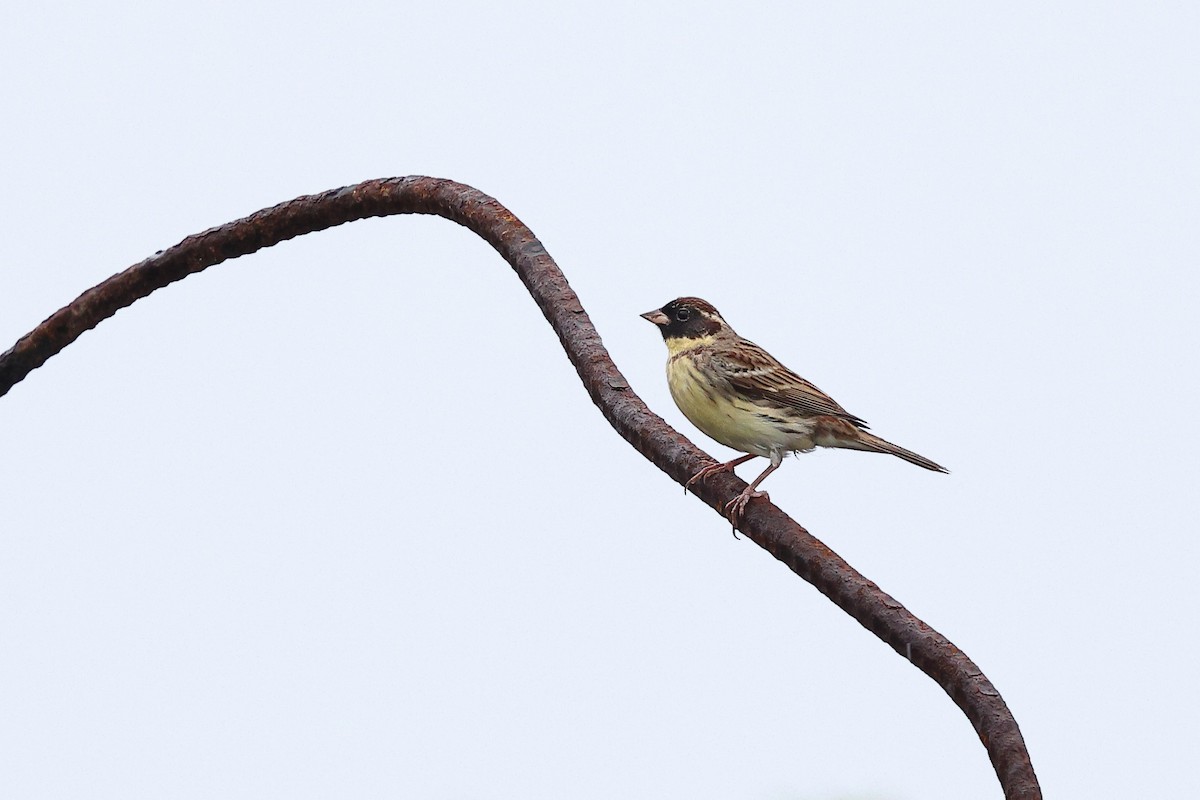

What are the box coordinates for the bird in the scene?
[641,297,947,525]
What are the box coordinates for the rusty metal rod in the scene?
[0,176,1040,799]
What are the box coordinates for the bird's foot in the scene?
[724,489,769,533]
[684,461,737,494]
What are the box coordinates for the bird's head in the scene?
[641,297,729,345]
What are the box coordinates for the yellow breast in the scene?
[666,349,812,459]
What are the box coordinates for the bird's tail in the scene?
[853,431,949,473]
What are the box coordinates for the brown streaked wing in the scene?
[712,340,870,428]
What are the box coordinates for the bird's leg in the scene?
[684,453,759,494]
[724,461,781,526]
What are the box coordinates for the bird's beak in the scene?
[641,309,669,326]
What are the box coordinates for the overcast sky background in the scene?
[2,4,1196,799]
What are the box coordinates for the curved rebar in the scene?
[0,176,1040,799]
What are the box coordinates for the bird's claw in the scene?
[724,490,769,535]
[684,461,735,494]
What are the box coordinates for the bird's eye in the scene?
[675,308,691,322]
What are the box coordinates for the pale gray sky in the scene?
[2,3,1196,799]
